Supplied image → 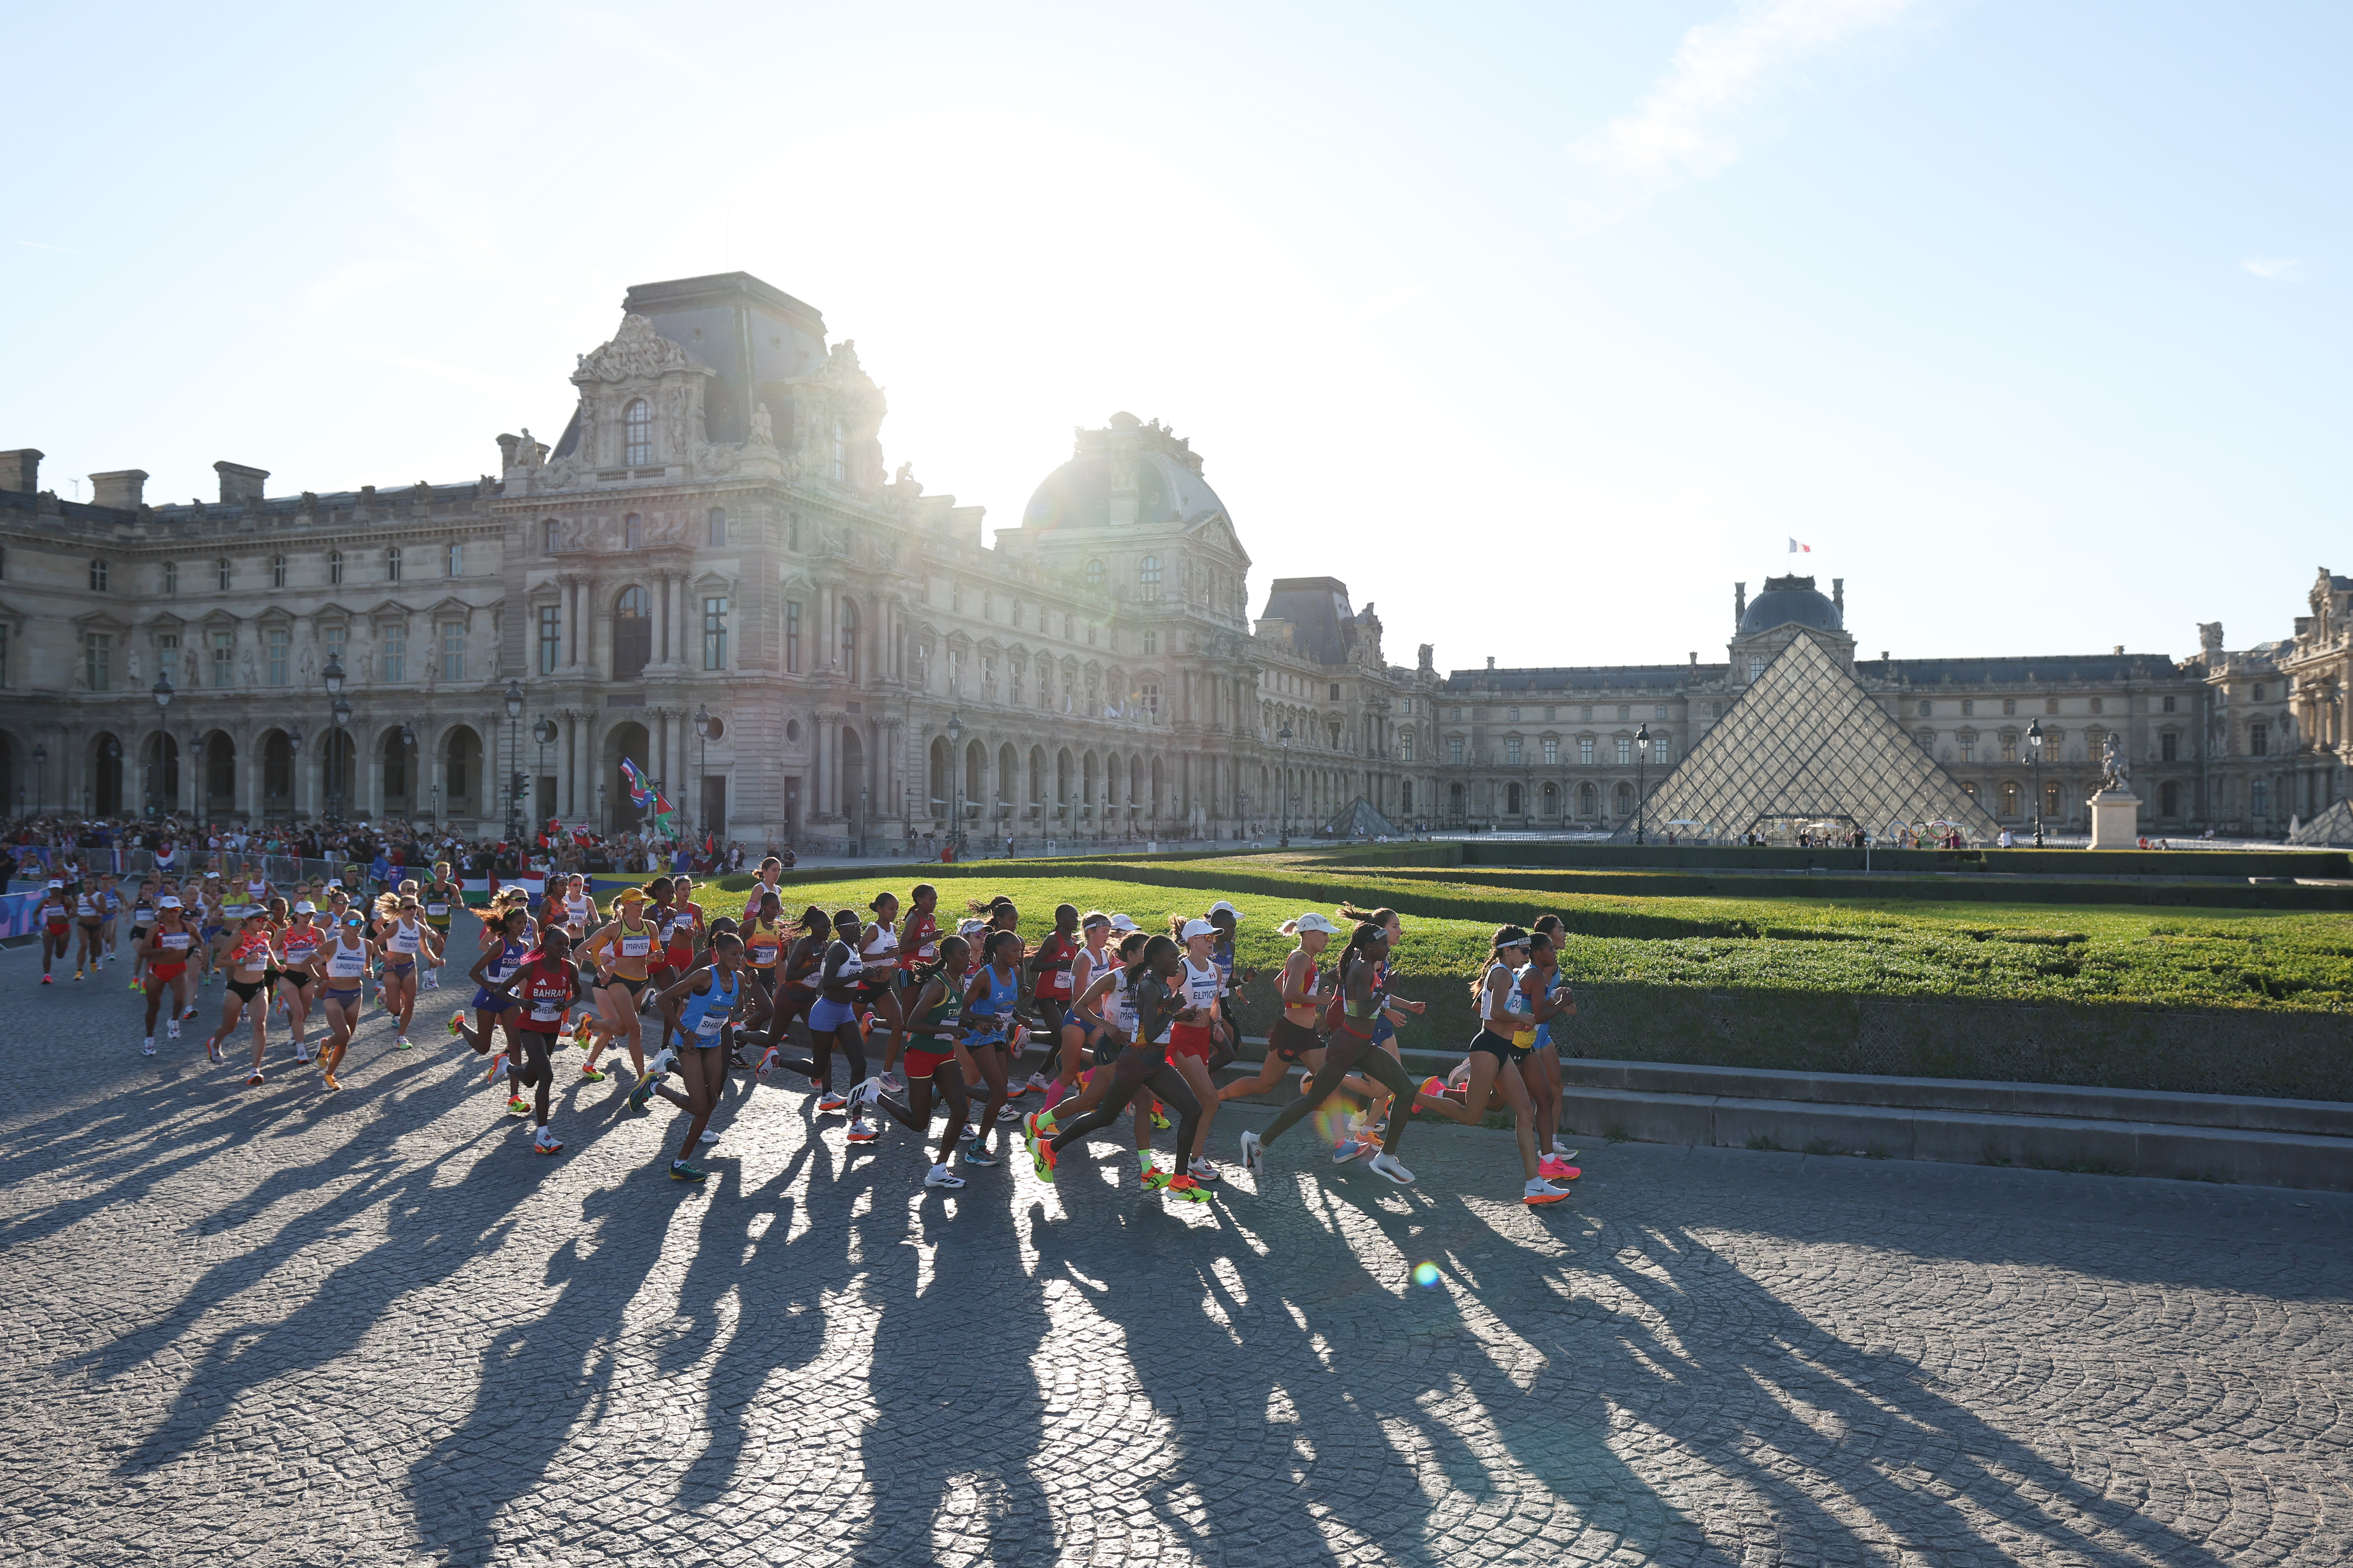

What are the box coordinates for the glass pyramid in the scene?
[1612,630,2003,845]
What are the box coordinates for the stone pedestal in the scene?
[2087,788,2141,849]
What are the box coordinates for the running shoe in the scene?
[669,1159,708,1182]
[579,1063,607,1083]
[1539,1157,1582,1182]
[924,1163,966,1189]
[322,1071,341,1092]
[484,1052,510,1085]
[728,1048,750,1069]
[183,1004,202,1020]
[996,1102,1025,1122]
[1021,1110,1046,1145]
[295,1044,314,1064]
[206,1039,223,1065]
[394,1035,412,1050]
[74,970,84,982]
[1029,1131,1058,1183]
[570,1016,594,1046]
[1414,1076,1449,1106]
[627,1076,661,1112]
[447,1011,466,1039]
[647,1046,679,1080]
[881,1068,907,1093]
[167,1019,182,1040]
[533,1127,564,1154]
[507,1096,530,1116]
[963,1136,999,1167]
[1368,1153,1416,1185]
[1237,1129,1263,1175]
[40,974,51,985]
[1026,1071,1052,1094]
[142,1037,156,1057]
[1150,1106,1171,1132]
[246,1071,264,1087]
[846,1120,878,1145]
[128,978,143,991]
[1522,1177,1572,1206]
[1188,1157,1223,1185]
[1164,1173,1212,1204]
[1141,1165,1172,1191]
[1331,1137,1366,1164]
[755,1048,781,1078]
[815,1091,848,1114]
[848,1076,885,1113]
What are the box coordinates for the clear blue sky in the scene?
[8,1,2346,673]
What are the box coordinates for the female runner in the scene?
[1239,919,1420,1185]
[1220,912,1336,1106]
[742,891,787,1002]
[1030,934,1209,1202]
[884,883,943,1089]
[1523,916,1578,1177]
[73,876,107,981]
[203,909,279,1082]
[651,878,705,1051]
[577,887,659,1082]
[754,906,831,1076]
[375,892,440,1049]
[802,909,880,1142]
[37,879,70,983]
[126,883,158,991]
[316,910,377,1092]
[1030,927,1165,1185]
[857,891,907,1076]
[867,935,978,1189]
[1403,926,1575,1206]
[421,862,462,990]
[473,926,577,1155]
[630,930,748,1182]
[1021,903,1082,1096]
[1165,916,1230,1182]
[449,901,534,1074]
[1328,903,1429,1161]
[279,901,327,1063]
[138,897,200,1054]
[952,931,1026,1165]
[1045,912,1117,1110]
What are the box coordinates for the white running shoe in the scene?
[1522,1177,1572,1206]
[1368,1152,1415,1185]
[924,1163,966,1189]
[142,1037,156,1057]
[295,1044,313,1063]
[648,1046,679,1080]
[167,1020,182,1040]
[1026,1072,1052,1092]
[1188,1157,1222,1184]
[849,1076,885,1112]
[880,1068,907,1092]
[1238,1130,1263,1175]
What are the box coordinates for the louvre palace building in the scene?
[0,270,2342,847]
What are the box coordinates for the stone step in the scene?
[1557,1057,2353,1138]
[1556,1085,2353,1191]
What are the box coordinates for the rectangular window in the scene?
[1505,737,1522,764]
[164,561,178,595]
[2250,723,2268,756]
[1654,738,1673,765]
[1961,700,1975,717]
[2162,732,2178,762]
[1543,738,1558,765]
[1401,731,1414,762]
[1616,737,1633,766]
[703,597,729,670]
[210,629,233,689]
[2163,694,2177,713]
[2091,697,2104,714]
[707,507,727,547]
[2003,698,2017,715]
[2002,736,2018,763]
[1143,630,1157,654]
[322,625,343,677]
[785,601,802,672]
[538,605,560,674]
[387,546,401,583]
[266,627,288,686]
[383,626,406,682]
[440,622,464,681]
[1011,663,1023,704]
[1960,743,1975,762]
[1579,738,1595,766]
[1449,737,1464,765]
[85,632,112,693]
[1655,704,1668,720]
[1140,682,1160,717]
[446,542,462,577]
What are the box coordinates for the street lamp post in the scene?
[859,784,868,860]
[2027,719,2045,848]
[693,705,711,840]
[1633,722,1650,844]
[503,679,525,845]
[946,710,965,858]
[398,724,417,823]
[32,743,47,817]
[152,674,174,819]
[330,698,351,824]
[532,716,557,829]
[1277,723,1293,848]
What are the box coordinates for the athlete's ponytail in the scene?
[1127,933,1178,984]
[867,890,900,914]
[1336,902,1399,929]
[908,933,969,991]
[796,904,829,935]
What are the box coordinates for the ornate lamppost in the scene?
[946,710,965,858]
[503,679,525,844]
[532,715,557,829]
[398,724,417,823]
[329,698,352,824]
[2027,718,2045,848]
[1633,722,1650,844]
[693,705,711,839]
[151,673,175,819]
[1277,723,1293,848]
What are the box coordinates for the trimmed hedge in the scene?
[1444,841,2348,879]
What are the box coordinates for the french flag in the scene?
[1788,538,1811,554]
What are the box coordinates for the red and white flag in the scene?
[1788,538,1811,554]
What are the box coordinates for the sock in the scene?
[1138,1149,1153,1172]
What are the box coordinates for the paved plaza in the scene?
[3,970,2349,1568]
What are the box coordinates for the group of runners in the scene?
[52,856,1586,1206]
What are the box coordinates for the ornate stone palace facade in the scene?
[0,273,1425,849]
[1436,573,2348,837]
[0,271,2338,845]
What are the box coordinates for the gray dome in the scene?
[1021,437,1228,531]
[1739,574,1841,637]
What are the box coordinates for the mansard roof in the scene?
[1618,630,2001,845]
[1859,652,2185,685]
[1442,664,1715,694]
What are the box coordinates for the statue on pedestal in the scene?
[2099,731,2129,793]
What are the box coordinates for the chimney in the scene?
[90,470,149,509]
[2112,645,2124,656]
[215,461,269,506]
[1485,656,1495,670]
[1689,651,1698,665]
[0,449,40,494]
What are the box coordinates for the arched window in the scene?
[1139,556,1161,601]
[269,554,286,588]
[623,398,652,466]
[707,507,727,546]
[1085,557,1106,588]
[544,518,560,554]
[386,545,402,583]
[327,549,343,585]
[624,513,643,550]
[840,599,859,680]
[613,586,651,680]
[215,557,231,590]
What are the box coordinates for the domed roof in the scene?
[1020,414,1229,531]
[1739,574,1842,637]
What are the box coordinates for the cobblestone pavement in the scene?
[3,965,2349,1568]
